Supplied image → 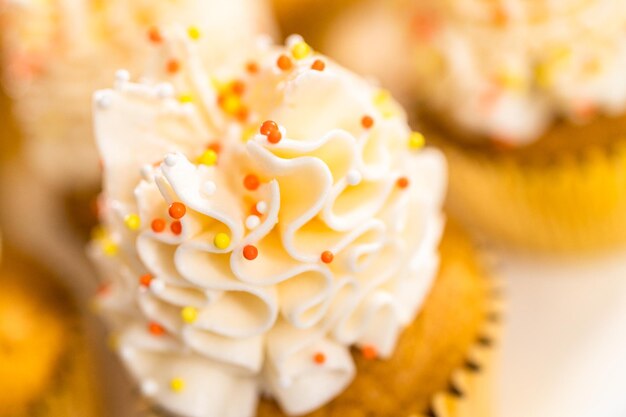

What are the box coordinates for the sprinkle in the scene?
[256,201,268,214]
[170,378,185,393]
[361,115,374,129]
[141,380,158,396]
[102,241,118,256]
[277,54,293,71]
[244,174,260,191]
[166,59,180,74]
[245,215,261,230]
[151,218,166,233]
[95,91,113,109]
[235,105,249,122]
[168,202,186,219]
[115,69,130,83]
[187,26,201,40]
[246,61,259,74]
[408,132,425,150]
[321,251,334,264]
[260,120,278,135]
[198,149,218,166]
[156,83,175,99]
[374,89,390,106]
[139,273,154,288]
[150,279,166,294]
[148,27,162,43]
[202,181,217,196]
[148,322,166,336]
[313,352,326,365]
[243,245,258,260]
[178,93,194,103]
[346,170,362,186]
[291,41,311,60]
[96,282,110,296]
[397,177,410,189]
[124,214,141,231]
[181,306,198,323]
[230,80,245,96]
[170,221,182,235]
[220,94,241,115]
[267,129,282,144]
[362,345,377,360]
[311,59,326,71]
[214,233,231,250]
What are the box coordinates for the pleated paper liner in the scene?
[423,110,626,252]
[0,245,103,417]
[135,221,502,417]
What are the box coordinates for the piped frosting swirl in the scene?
[90,31,446,417]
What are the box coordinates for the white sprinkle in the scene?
[245,215,261,230]
[141,380,159,396]
[95,91,113,109]
[120,347,135,360]
[346,170,362,186]
[279,375,292,388]
[156,82,175,99]
[164,154,178,167]
[115,69,131,82]
[140,164,154,181]
[256,201,268,214]
[150,279,166,294]
[286,34,304,48]
[202,181,217,196]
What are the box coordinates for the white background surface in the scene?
[495,248,626,417]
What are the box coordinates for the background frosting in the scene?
[90,31,446,417]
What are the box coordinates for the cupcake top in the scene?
[407,0,626,145]
[0,0,275,187]
[90,31,446,417]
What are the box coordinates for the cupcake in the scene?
[89,31,500,417]
[0,0,276,191]
[329,0,626,251]
[0,241,102,417]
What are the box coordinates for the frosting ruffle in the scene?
[90,32,446,417]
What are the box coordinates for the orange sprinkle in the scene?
[148,322,166,336]
[277,54,293,71]
[260,120,278,135]
[397,177,410,189]
[207,142,222,154]
[170,221,182,235]
[148,27,162,43]
[321,251,334,264]
[267,129,282,144]
[246,61,259,74]
[311,59,326,71]
[313,352,326,365]
[361,115,374,129]
[168,202,186,219]
[230,80,245,96]
[236,105,250,122]
[244,174,260,191]
[139,273,154,288]
[96,282,110,296]
[166,59,180,74]
[362,345,377,360]
[151,218,166,233]
[243,245,258,260]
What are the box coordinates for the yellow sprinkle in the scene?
[178,93,194,103]
[187,26,201,40]
[221,94,241,115]
[408,132,425,150]
[214,232,231,249]
[102,240,118,257]
[291,41,311,60]
[197,149,218,166]
[170,378,185,393]
[181,306,198,323]
[373,89,391,106]
[124,214,141,231]
[91,225,107,241]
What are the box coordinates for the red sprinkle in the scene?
[243,245,258,260]
[361,115,374,129]
[151,218,166,233]
[362,345,377,360]
[168,202,186,219]
[277,54,293,71]
[166,59,180,74]
[244,174,260,191]
[139,273,154,288]
[321,251,334,264]
[148,322,166,336]
[313,352,326,365]
[396,177,410,189]
[311,59,326,71]
[148,27,162,43]
[170,221,182,235]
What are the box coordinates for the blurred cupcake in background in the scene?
[0,0,276,192]
[329,0,626,251]
[89,29,500,417]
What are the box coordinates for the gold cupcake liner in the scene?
[436,137,626,251]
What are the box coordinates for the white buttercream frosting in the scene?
[90,31,446,417]
[0,0,276,188]
[328,0,626,145]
